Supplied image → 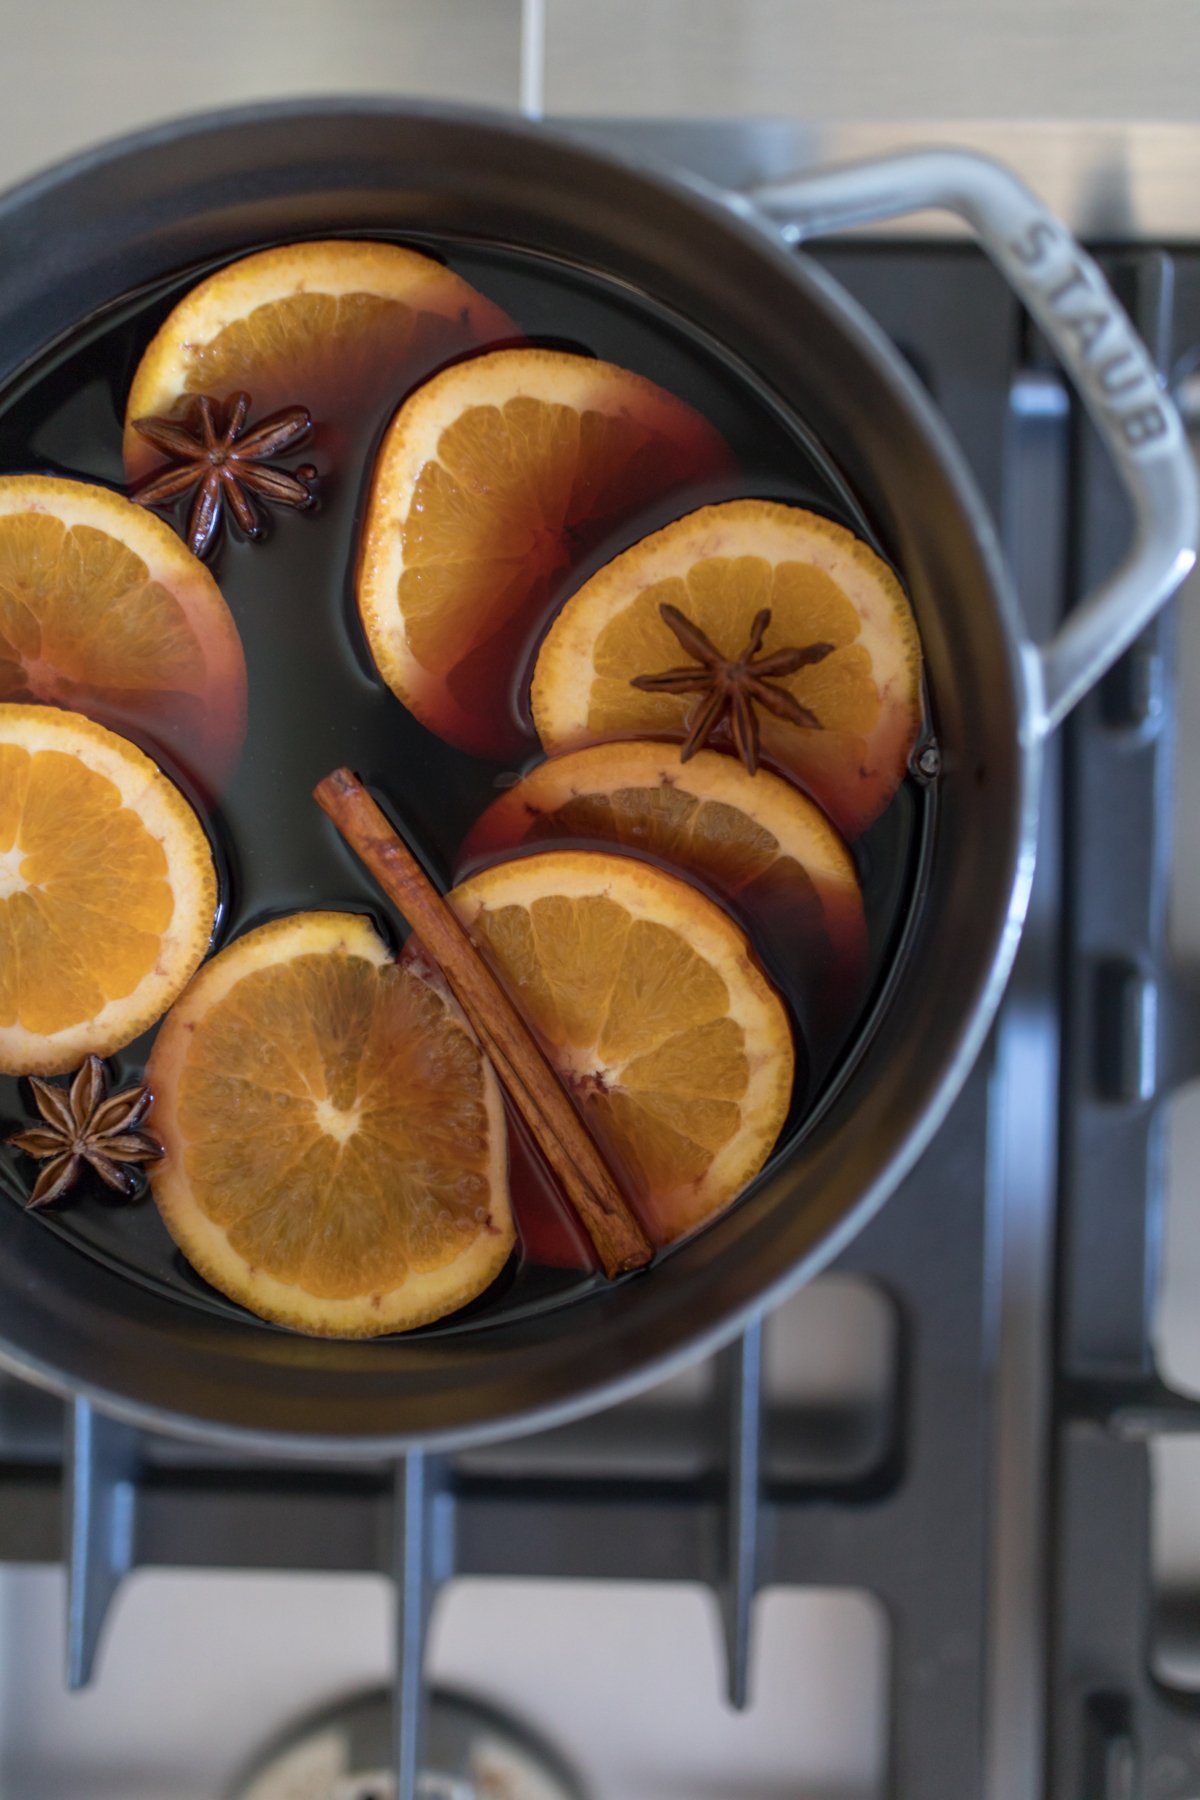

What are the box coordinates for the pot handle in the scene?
[744,149,1199,734]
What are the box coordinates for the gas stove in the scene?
[1,129,1198,1800]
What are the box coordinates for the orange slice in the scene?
[356,348,730,759]
[146,911,514,1337]
[448,850,793,1248]
[123,240,515,484]
[0,475,247,797]
[531,499,923,838]
[462,740,867,1058]
[0,704,217,1075]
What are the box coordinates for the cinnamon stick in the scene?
[314,768,653,1277]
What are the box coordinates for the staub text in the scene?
[1010,218,1168,453]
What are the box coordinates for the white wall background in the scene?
[3,0,1200,195]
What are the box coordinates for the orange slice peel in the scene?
[146,910,514,1337]
[462,740,867,1048]
[123,239,516,485]
[531,498,923,838]
[448,848,793,1248]
[0,475,247,796]
[0,703,218,1075]
[356,347,731,758]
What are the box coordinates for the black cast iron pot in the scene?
[0,99,1193,1453]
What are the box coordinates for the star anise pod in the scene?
[7,1056,162,1210]
[131,391,316,559]
[630,603,835,776]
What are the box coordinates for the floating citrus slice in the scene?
[0,476,247,796]
[123,240,515,485]
[530,500,923,838]
[462,741,867,1059]
[356,348,731,759]
[0,704,217,1075]
[447,850,793,1248]
[146,911,513,1337]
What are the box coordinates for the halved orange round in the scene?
[147,911,513,1337]
[356,348,731,759]
[0,704,217,1075]
[123,240,515,485]
[531,499,923,838]
[0,475,247,796]
[461,741,867,1058]
[448,850,793,1248]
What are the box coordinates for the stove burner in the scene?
[232,1687,585,1800]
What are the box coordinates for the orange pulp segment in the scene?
[0,703,217,1075]
[356,348,731,759]
[448,850,793,1248]
[146,911,513,1337]
[530,499,923,838]
[0,476,247,796]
